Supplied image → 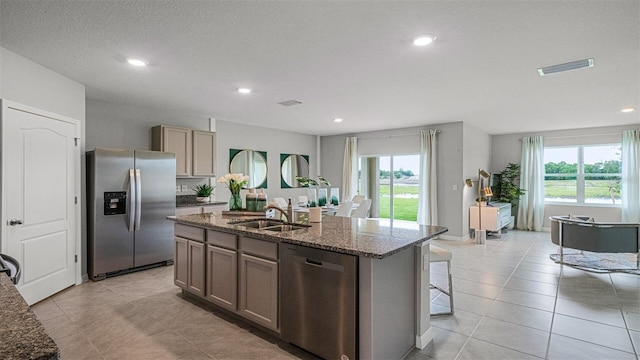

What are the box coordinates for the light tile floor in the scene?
[32,230,639,359]
[410,230,640,360]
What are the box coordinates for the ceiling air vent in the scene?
[537,58,594,76]
[278,99,302,107]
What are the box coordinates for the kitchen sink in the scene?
[262,224,310,232]
[229,219,310,231]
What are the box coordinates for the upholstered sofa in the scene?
[550,215,639,254]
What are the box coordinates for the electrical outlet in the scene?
[181,185,188,192]
[175,185,181,192]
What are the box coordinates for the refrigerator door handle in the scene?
[135,168,142,230]
[128,169,135,231]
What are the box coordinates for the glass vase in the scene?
[229,193,242,211]
[330,188,340,206]
[318,188,327,207]
[307,188,317,207]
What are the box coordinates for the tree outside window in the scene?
[544,144,621,205]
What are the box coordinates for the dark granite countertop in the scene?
[0,274,59,360]
[168,212,448,259]
[176,195,227,208]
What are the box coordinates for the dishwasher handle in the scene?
[305,258,323,267]
[294,254,344,272]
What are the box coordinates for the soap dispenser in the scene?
[257,189,267,211]
[246,188,257,212]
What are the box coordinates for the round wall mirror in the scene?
[229,149,268,188]
[280,154,309,188]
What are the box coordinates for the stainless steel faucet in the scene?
[264,198,293,223]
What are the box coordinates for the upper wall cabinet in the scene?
[152,125,216,177]
[192,130,216,177]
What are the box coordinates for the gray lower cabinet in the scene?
[187,241,206,296]
[174,237,188,289]
[206,245,238,310]
[174,224,206,297]
[174,225,279,332]
[239,253,278,331]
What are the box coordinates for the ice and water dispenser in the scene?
[104,191,127,215]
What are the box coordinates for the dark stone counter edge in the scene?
[0,274,60,360]
[168,216,448,259]
[176,201,227,208]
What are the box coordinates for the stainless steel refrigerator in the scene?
[87,148,176,281]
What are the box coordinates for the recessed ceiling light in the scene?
[334,118,343,123]
[413,35,436,46]
[238,88,252,94]
[126,58,148,67]
[620,107,635,113]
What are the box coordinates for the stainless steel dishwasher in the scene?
[281,244,358,360]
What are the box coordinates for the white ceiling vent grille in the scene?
[278,99,302,107]
[538,58,594,76]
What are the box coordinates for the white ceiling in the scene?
[1,1,638,136]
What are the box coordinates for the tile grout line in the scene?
[609,272,640,359]
[452,233,543,360]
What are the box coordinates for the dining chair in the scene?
[272,197,288,209]
[350,199,371,218]
[335,201,353,217]
[296,195,308,207]
[351,195,365,204]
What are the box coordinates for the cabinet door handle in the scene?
[8,219,23,226]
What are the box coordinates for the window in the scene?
[544,144,621,205]
[358,155,420,221]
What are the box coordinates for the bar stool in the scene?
[430,244,454,315]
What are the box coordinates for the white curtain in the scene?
[621,130,640,222]
[418,130,438,225]
[342,137,358,201]
[517,136,545,231]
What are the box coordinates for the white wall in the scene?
[0,47,86,121]
[0,46,87,279]
[492,123,640,228]
[215,120,318,203]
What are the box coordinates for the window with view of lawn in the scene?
[544,144,622,205]
[358,155,420,222]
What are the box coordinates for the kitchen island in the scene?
[0,272,59,359]
[169,212,447,359]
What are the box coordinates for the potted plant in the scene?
[492,163,526,223]
[193,184,214,203]
[295,176,319,207]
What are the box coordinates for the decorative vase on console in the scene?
[307,188,317,207]
[218,173,249,211]
[317,176,331,207]
[317,188,327,207]
[330,188,340,206]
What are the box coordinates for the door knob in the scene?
[8,219,23,226]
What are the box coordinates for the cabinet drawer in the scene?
[175,224,205,242]
[240,236,278,260]
[208,230,237,250]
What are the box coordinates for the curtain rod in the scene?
[520,132,621,141]
[360,129,440,140]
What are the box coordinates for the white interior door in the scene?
[2,100,79,305]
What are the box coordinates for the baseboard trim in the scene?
[437,234,468,242]
[415,327,433,349]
